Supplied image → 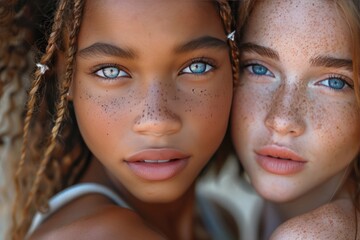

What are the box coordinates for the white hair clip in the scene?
[227,31,236,41]
[36,63,49,75]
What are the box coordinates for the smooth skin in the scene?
[232,0,360,239]
[30,0,233,239]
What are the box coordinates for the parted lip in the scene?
[125,148,190,162]
[255,145,307,162]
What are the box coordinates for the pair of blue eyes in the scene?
[96,62,213,79]
[249,64,347,90]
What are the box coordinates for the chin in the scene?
[142,193,185,204]
[251,178,300,203]
[260,192,296,203]
[135,185,191,204]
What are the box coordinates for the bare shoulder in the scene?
[30,205,165,240]
[270,199,359,240]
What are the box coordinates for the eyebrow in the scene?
[175,36,228,53]
[239,42,280,60]
[310,56,353,71]
[240,42,353,71]
[77,36,227,59]
[77,42,137,59]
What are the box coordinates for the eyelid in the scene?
[242,61,275,77]
[92,63,131,79]
[316,74,354,90]
[329,74,354,88]
[179,57,217,75]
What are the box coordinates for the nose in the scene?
[265,83,306,137]
[133,82,182,137]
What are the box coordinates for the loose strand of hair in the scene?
[218,0,240,85]
[336,0,360,212]
[49,0,85,190]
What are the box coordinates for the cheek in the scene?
[183,78,233,116]
[177,79,233,154]
[178,78,232,126]
[231,84,271,133]
[72,83,139,146]
[311,101,360,157]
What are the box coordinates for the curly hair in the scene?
[0,0,33,238]
[10,0,240,239]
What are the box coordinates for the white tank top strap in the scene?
[27,183,130,238]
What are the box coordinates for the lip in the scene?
[255,145,307,175]
[125,148,190,181]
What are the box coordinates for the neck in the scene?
[81,159,197,239]
[125,184,197,240]
[116,182,195,240]
[109,167,196,239]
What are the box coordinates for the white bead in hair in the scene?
[36,63,49,75]
[227,31,235,41]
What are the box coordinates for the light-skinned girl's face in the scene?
[232,0,360,202]
[71,0,232,202]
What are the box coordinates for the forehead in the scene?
[242,0,352,59]
[79,0,223,47]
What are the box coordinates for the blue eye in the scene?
[181,62,213,74]
[95,66,129,79]
[318,77,348,90]
[247,64,273,76]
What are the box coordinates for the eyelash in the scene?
[317,74,353,91]
[179,57,216,75]
[241,62,274,78]
[242,62,353,91]
[92,63,130,80]
[92,58,216,80]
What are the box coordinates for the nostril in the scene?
[133,106,182,136]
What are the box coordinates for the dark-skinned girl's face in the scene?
[70,0,233,202]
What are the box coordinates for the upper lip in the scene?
[255,145,306,162]
[125,148,191,162]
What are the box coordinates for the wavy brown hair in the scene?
[0,0,34,238]
[10,0,239,239]
[336,0,360,211]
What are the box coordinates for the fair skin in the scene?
[232,0,360,239]
[30,0,233,239]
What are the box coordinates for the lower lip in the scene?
[256,154,306,175]
[127,158,188,181]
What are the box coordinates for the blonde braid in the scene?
[25,0,84,214]
[56,0,87,188]
[11,0,70,238]
[218,0,240,86]
[210,0,240,174]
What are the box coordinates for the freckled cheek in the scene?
[178,83,232,124]
[73,86,139,138]
[232,85,272,129]
[310,102,360,152]
[185,85,232,154]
